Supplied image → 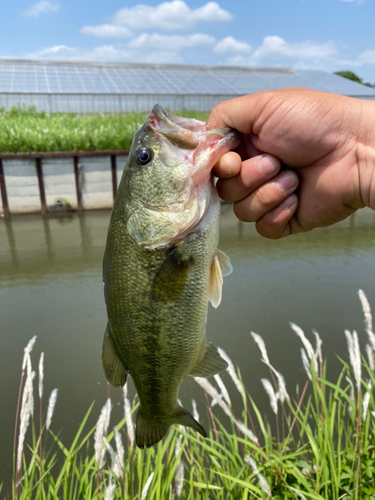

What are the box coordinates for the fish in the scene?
[102,104,241,448]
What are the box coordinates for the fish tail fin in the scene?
[135,406,207,448]
[136,410,171,449]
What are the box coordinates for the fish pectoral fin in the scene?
[189,341,228,377]
[208,254,223,308]
[208,250,232,308]
[150,247,193,303]
[102,324,127,388]
[217,249,233,277]
[136,406,207,448]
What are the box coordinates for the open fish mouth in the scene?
[147,104,242,185]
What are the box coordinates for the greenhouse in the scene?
[0,58,374,114]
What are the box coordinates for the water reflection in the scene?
[2,206,375,284]
[1,206,375,485]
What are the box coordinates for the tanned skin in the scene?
[207,88,375,239]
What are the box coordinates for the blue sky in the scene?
[2,0,375,82]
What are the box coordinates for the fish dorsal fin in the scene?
[217,249,233,277]
[190,341,228,377]
[208,250,232,308]
[102,323,127,387]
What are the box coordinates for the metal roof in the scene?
[0,58,374,97]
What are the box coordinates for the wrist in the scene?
[357,99,375,211]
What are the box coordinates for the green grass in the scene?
[7,290,375,500]
[0,105,210,154]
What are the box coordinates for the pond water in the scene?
[1,205,375,484]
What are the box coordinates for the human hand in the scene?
[208,88,375,238]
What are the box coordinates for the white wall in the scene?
[1,155,128,215]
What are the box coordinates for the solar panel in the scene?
[0,59,373,107]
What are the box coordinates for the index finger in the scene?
[207,92,272,134]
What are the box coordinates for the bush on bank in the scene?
[0,105,210,154]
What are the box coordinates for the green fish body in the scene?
[102,105,240,447]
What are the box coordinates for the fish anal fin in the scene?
[217,249,233,277]
[171,407,207,437]
[102,324,127,388]
[150,248,193,303]
[190,341,228,377]
[208,254,223,308]
[136,406,207,448]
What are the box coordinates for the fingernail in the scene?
[276,172,297,192]
[280,195,297,210]
[256,155,277,176]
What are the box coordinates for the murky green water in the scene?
[2,206,375,483]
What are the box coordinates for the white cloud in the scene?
[83,0,232,37]
[358,50,375,64]
[81,24,132,39]
[34,45,76,56]
[251,36,337,61]
[129,33,215,51]
[22,1,60,18]
[339,0,365,4]
[27,44,183,64]
[214,36,251,55]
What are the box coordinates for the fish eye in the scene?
[136,148,152,165]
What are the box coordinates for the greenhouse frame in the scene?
[0,58,374,114]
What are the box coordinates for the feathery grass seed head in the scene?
[366,343,374,372]
[345,330,361,390]
[363,388,371,422]
[38,352,44,400]
[94,398,112,467]
[141,472,154,500]
[104,478,116,500]
[214,374,231,407]
[46,388,58,430]
[195,377,258,443]
[250,332,270,365]
[244,455,272,497]
[175,436,184,499]
[22,336,37,372]
[261,379,278,415]
[291,323,316,369]
[358,289,373,333]
[191,399,199,422]
[217,347,244,398]
[123,385,134,447]
[301,348,312,381]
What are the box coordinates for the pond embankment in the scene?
[0,151,129,215]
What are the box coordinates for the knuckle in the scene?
[233,202,253,223]
[255,186,275,208]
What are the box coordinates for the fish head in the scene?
[122,104,241,249]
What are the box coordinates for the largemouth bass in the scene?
[102,105,240,448]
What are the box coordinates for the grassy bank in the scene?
[7,289,375,500]
[0,106,210,154]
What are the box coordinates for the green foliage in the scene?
[334,71,375,88]
[334,71,363,84]
[9,322,375,500]
[0,107,210,154]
